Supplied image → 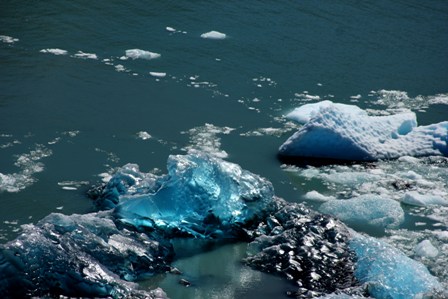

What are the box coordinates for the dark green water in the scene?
[1,1,448,297]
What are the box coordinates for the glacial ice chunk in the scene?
[279,103,448,161]
[414,239,439,258]
[402,191,448,207]
[98,152,275,238]
[125,49,161,60]
[285,100,367,124]
[200,31,226,39]
[0,212,171,298]
[319,195,404,229]
[349,233,441,298]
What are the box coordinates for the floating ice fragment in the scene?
[0,35,19,43]
[73,51,98,59]
[125,49,161,60]
[350,233,441,298]
[402,191,448,207]
[279,102,448,161]
[40,48,68,55]
[414,239,439,258]
[149,72,166,78]
[319,195,404,229]
[114,64,126,72]
[136,131,152,140]
[303,190,335,202]
[200,31,226,39]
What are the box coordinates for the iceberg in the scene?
[97,152,276,238]
[319,195,404,229]
[0,212,171,298]
[279,102,448,161]
[245,201,358,297]
[349,233,441,298]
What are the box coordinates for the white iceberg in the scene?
[285,100,367,124]
[279,102,448,161]
[125,49,161,60]
[200,31,226,40]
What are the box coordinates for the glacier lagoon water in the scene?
[1,1,448,298]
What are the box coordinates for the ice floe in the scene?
[149,71,167,78]
[0,35,19,44]
[279,101,448,161]
[200,31,226,39]
[39,48,68,55]
[136,131,152,140]
[73,51,98,59]
[124,49,161,60]
[402,191,448,207]
[319,195,404,229]
[414,239,439,258]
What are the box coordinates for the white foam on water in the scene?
[181,123,234,158]
[73,51,98,59]
[0,35,19,44]
[200,31,226,39]
[149,72,166,78]
[40,48,68,55]
[125,49,161,60]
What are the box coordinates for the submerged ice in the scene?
[279,101,448,161]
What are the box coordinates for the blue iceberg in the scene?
[0,212,171,298]
[350,233,441,298]
[279,101,448,161]
[98,152,276,238]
